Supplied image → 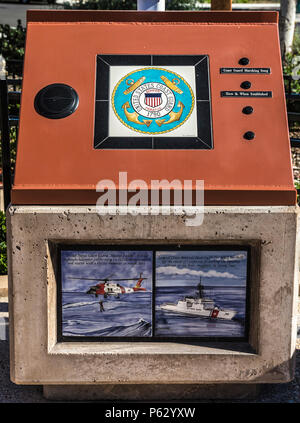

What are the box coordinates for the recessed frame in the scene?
[56,244,250,343]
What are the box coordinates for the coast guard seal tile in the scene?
[94,55,213,149]
[110,67,195,136]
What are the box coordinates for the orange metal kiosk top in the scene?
[12,10,296,205]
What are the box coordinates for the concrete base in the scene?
[43,384,260,401]
[7,205,299,388]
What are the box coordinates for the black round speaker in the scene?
[34,83,79,119]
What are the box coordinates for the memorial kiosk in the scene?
[8,10,299,400]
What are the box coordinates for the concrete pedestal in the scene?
[7,205,299,399]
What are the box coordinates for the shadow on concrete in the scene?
[0,340,299,403]
[0,290,299,402]
[0,338,48,403]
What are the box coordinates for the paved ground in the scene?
[0,291,299,403]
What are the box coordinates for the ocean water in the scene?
[62,291,152,337]
[155,285,246,338]
[62,285,246,338]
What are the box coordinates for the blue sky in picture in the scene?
[61,250,153,292]
[156,250,248,287]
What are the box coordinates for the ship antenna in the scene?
[197,277,204,299]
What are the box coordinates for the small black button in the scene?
[244,131,255,140]
[241,81,251,89]
[242,106,254,115]
[239,57,250,66]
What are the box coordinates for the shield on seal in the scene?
[144,92,162,108]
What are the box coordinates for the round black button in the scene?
[239,57,250,66]
[244,131,255,140]
[34,83,79,119]
[241,81,251,89]
[242,106,254,115]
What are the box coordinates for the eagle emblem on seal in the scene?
[111,67,195,135]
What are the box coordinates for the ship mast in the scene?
[196,277,204,299]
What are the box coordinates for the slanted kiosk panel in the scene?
[12,11,296,205]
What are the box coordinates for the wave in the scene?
[63,301,99,309]
[63,318,151,337]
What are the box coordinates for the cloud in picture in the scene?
[156,266,238,279]
[212,253,247,262]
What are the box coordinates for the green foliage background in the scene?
[0,20,25,76]
[0,22,24,274]
[284,33,300,87]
